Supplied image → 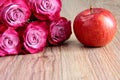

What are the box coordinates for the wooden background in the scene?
[0,0,120,80]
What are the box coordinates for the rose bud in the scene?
[48,17,72,45]
[0,0,31,29]
[0,27,20,55]
[27,0,62,21]
[23,21,48,54]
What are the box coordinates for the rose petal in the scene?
[0,49,7,57]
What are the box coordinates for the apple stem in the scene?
[90,5,93,14]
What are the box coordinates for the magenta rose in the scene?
[27,0,62,21]
[0,0,31,29]
[48,17,72,45]
[0,27,20,55]
[23,21,48,54]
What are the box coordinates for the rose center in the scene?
[8,39,13,45]
[8,8,24,22]
[27,32,40,45]
[5,5,25,24]
[40,0,54,12]
[51,26,65,41]
[3,36,18,49]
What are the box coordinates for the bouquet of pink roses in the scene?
[0,0,72,56]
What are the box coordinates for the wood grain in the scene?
[0,0,120,80]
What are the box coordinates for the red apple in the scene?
[73,8,117,47]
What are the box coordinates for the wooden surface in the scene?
[0,0,120,80]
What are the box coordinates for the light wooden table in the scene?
[0,0,120,80]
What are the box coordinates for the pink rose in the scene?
[0,0,31,29]
[0,27,20,55]
[48,17,72,45]
[23,21,48,54]
[27,0,62,21]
